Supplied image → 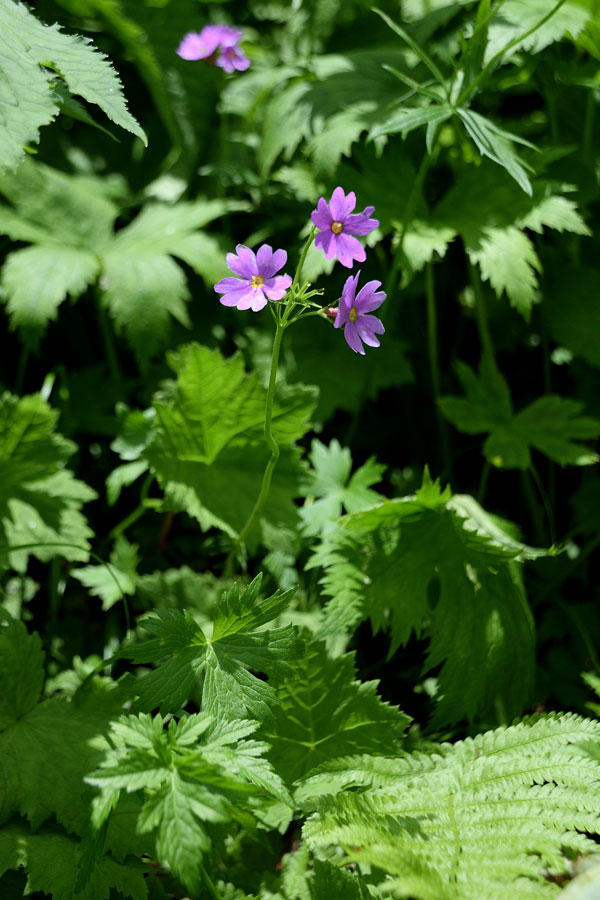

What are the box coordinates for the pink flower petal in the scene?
[343,211,379,236]
[226,252,254,278]
[219,284,255,307]
[335,233,365,268]
[311,197,333,230]
[343,322,365,354]
[263,274,292,300]
[355,281,386,312]
[214,276,249,293]
[315,229,336,258]
[176,32,213,60]
[330,187,356,221]
[237,288,265,310]
[234,244,258,275]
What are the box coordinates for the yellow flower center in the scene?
[251,274,265,289]
[331,221,344,234]
[349,307,358,322]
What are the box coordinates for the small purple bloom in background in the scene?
[334,271,386,354]
[311,186,379,268]
[214,244,292,312]
[176,24,250,72]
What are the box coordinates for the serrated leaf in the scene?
[369,103,453,140]
[439,358,600,468]
[485,0,590,62]
[262,642,410,785]
[0,392,96,573]
[303,714,600,900]
[310,859,371,900]
[308,473,540,726]
[0,0,145,172]
[119,575,304,721]
[0,617,44,729]
[73,537,139,611]
[299,439,385,537]
[0,821,147,900]
[468,226,541,317]
[86,712,285,892]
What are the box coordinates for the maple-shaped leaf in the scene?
[0,391,96,573]
[310,858,372,900]
[119,574,304,721]
[261,642,410,785]
[433,163,590,316]
[439,357,600,468]
[299,439,385,537]
[111,343,315,543]
[308,472,547,726]
[73,536,139,611]
[0,161,244,358]
[86,712,289,894]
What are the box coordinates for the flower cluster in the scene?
[214,186,385,354]
[176,24,249,73]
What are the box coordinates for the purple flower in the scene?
[311,187,379,268]
[176,25,250,72]
[214,244,292,312]
[334,271,386,354]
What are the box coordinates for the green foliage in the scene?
[72,536,139,611]
[111,343,317,540]
[0,0,145,173]
[0,391,96,572]
[309,471,542,726]
[302,714,600,900]
[439,357,600,468]
[298,439,385,537]
[86,712,289,893]
[0,161,241,356]
[262,641,410,785]
[119,575,304,720]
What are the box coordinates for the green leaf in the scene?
[302,714,600,900]
[0,617,44,730]
[439,358,600,468]
[308,472,540,726]
[369,103,453,140]
[485,0,590,62]
[262,642,410,785]
[0,392,96,573]
[0,0,145,172]
[299,439,385,537]
[119,575,304,721]
[2,245,100,331]
[0,821,148,900]
[73,537,139,611]
[310,859,371,900]
[457,108,533,194]
[433,164,591,315]
[86,712,286,892]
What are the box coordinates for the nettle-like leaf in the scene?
[0,617,146,868]
[72,536,139,612]
[439,357,600,468]
[0,160,242,357]
[86,712,290,893]
[308,472,546,726]
[0,0,145,173]
[485,0,590,62]
[110,343,317,542]
[302,714,600,900]
[309,858,372,900]
[0,821,148,900]
[0,391,96,573]
[298,439,385,537]
[119,574,304,721]
[433,163,590,316]
[261,641,410,786]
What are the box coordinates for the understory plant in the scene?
[1,0,600,898]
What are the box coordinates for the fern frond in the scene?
[302,714,600,900]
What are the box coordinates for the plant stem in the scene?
[96,292,122,384]
[229,320,285,558]
[199,864,221,900]
[425,262,450,465]
[384,152,432,308]
[469,261,495,364]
